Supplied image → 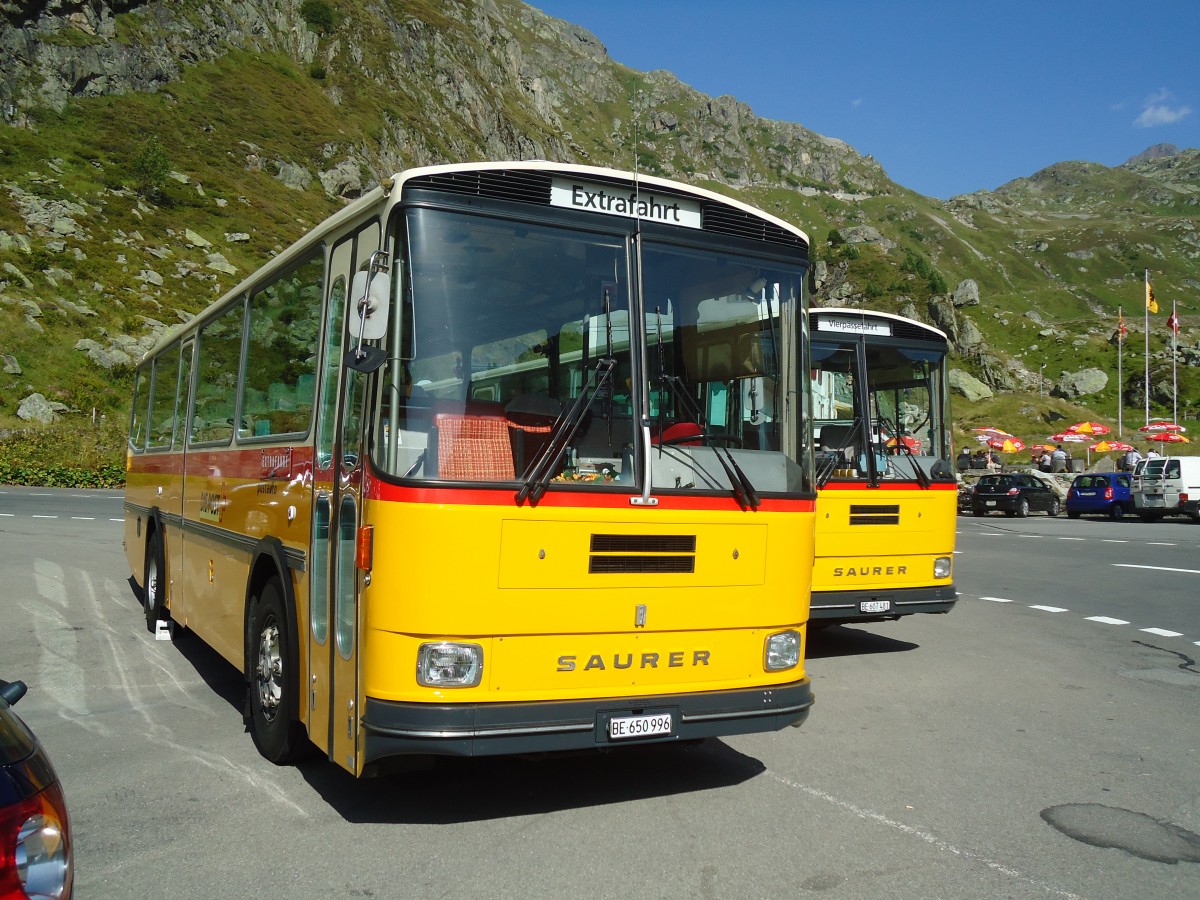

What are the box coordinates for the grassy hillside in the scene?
[0,0,1196,485]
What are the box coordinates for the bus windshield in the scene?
[373,206,808,497]
[811,337,950,485]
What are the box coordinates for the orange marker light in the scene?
[356,525,374,571]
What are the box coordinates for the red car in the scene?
[1,680,73,899]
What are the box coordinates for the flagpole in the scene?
[1172,299,1178,424]
[1117,305,1123,438]
[1144,269,1150,427]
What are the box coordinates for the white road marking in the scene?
[1030,605,1068,612]
[1085,616,1129,625]
[71,516,95,521]
[1057,537,1085,541]
[1146,542,1176,546]
[1114,564,1200,575]
[32,514,57,519]
[766,771,1083,899]
[980,596,1012,602]
[1101,539,1129,543]
[1141,627,1183,637]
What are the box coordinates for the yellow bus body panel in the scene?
[812,486,956,591]
[362,498,813,704]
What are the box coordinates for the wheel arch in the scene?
[243,537,302,724]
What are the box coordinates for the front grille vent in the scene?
[849,504,900,526]
[407,169,552,205]
[589,533,697,574]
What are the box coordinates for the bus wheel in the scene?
[143,529,166,633]
[247,578,307,765]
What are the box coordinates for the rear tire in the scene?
[1109,503,1125,520]
[247,578,308,765]
[972,510,986,517]
[1016,498,1030,518]
[1047,498,1060,517]
[143,528,166,632]
[1067,510,1081,520]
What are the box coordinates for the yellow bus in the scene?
[124,161,816,775]
[808,308,957,625]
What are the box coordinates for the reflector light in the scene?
[356,525,373,571]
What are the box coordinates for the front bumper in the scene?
[361,680,813,762]
[809,584,957,621]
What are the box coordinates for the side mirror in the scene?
[350,270,391,342]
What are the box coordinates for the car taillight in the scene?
[1104,486,1113,500]
[0,779,72,900]
[1182,492,1190,503]
[1007,487,1019,496]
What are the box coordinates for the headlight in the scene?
[416,642,483,687]
[764,630,800,671]
[933,556,952,579]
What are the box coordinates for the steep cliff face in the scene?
[0,0,883,193]
[0,0,1196,441]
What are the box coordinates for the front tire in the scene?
[247,578,308,765]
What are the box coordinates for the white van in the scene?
[1131,456,1200,521]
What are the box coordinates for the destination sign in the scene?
[550,178,702,229]
[816,316,892,336]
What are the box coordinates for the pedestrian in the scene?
[1051,443,1067,472]
[1146,446,1160,460]
[1122,445,1142,471]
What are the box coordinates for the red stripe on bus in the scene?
[364,478,814,512]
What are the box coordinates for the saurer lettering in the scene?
[557,650,711,672]
[833,565,908,577]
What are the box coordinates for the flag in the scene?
[1117,310,1127,342]
[1147,280,1158,314]
[1167,308,1179,334]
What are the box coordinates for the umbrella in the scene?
[987,437,1025,453]
[1147,432,1191,444]
[1048,432,1089,443]
[886,435,922,452]
[1139,421,1187,434]
[1102,441,1135,453]
[1089,440,1112,452]
[1068,421,1111,435]
[974,427,1013,442]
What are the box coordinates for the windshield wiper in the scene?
[876,411,930,489]
[657,375,760,509]
[517,290,619,506]
[515,357,615,506]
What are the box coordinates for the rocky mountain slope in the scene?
[1,0,1196,462]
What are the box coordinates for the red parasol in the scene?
[988,437,1025,453]
[1068,421,1111,435]
[1048,432,1089,443]
[1093,440,1134,452]
[1146,432,1191,444]
[886,435,922,452]
[1139,421,1187,434]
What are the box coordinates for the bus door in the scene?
[168,338,195,623]
[309,221,379,773]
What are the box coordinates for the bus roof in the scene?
[139,161,810,365]
[810,307,949,342]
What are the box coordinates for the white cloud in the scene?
[1134,88,1192,128]
[851,98,863,109]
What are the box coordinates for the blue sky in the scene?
[529,1,1200,199]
